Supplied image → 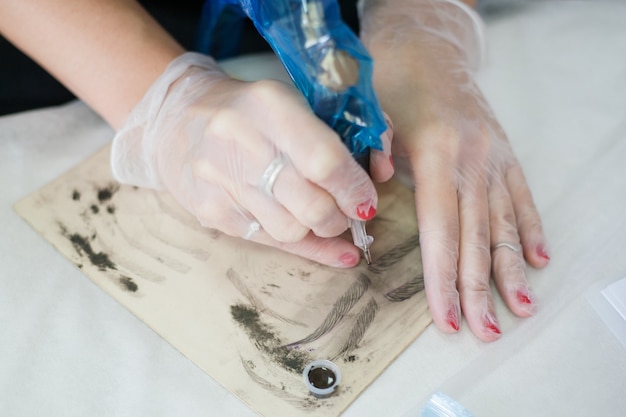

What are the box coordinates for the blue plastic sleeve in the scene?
[198,0,386,160]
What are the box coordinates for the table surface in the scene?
[2,3,625,416]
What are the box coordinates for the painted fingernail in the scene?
[537,245,550,261]
[483,313,501,335]
[356,202,377,220]
[446,305,460,331]
[339,252,359,267]
[516,287,534,305]
[514,286,537,316]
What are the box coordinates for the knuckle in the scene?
[300,199,337,230]
[420,229,460,258]
[304,142,346,184]
[206,107,239,138]
[497,257,527,279]
[517,209,543,233]
[246,79,289,104]
[492,205,517,229]
[458,277,491,295]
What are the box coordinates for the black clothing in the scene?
[0,0,359,116]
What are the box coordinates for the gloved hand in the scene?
[359,0,550,341]
[111,52,394,267]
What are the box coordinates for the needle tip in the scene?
[364,248,372,265]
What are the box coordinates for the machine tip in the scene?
[364,248,372,265]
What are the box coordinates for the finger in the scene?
[412,151,462,334]
[488,179,536,318]
[239,186,310,243]
[247,82,379,222]
[370,114,395,183]
[253,230,363,268]
[196,116,349,239]
[188,183,358,268]
[457,178,501,342]
[506,164,550,268]
[271,159,349,238]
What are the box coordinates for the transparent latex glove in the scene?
[112,52,394,268]
[359,0,550,341]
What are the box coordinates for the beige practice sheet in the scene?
[15,145,430,417]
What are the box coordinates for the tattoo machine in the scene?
[198,0,388,264]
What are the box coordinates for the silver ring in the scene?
[491,242,521,253]
[243,221,261,240]
[259,155,286,196]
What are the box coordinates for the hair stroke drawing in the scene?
[15,146,431,417]
[227,233,425,403]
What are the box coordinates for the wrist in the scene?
[359,0,486,72]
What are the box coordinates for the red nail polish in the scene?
[484,314,501,335]
[339,252,359,266]
[516,289,533,305]
[537,246,550,261]
[446,306,460,331]
[356,203,377,220]
[517,293,532,304]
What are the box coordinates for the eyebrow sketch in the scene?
[332,297,379,359]
[240,358,307,406]
[384,277,425,302]
[228,232,426,388]
[227,267,306,327]
[272,234,423,354]
[15,145,432,417]
[367,234,421,275]
[285,274,371,347]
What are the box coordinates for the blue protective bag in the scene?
[197,0,385,163]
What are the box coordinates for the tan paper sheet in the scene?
[15,145,430,416]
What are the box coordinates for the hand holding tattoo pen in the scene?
[203,0,389,263]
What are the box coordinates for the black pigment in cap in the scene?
[302,359,342,398]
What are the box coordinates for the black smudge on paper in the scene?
[231,303,309,373]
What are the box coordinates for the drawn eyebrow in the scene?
[333,297,379,359]
[367,234,420,274]
[384,275,425,302]
[239,357,307,406]
[286,274,370,347]
[227,268,306,327]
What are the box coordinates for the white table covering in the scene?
[1,2,625,416]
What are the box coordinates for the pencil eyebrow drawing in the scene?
[15,142,431,416]
[332,297,379,359]
[285,274,371,348]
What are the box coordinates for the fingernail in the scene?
[515,286,537,315]
[339,252,359,267]
[537,245,550,261]
[516,287,534,305]
[483,312,501,335]
[389,155,395,170]
[446,305,460,331]
[356,202,377,220]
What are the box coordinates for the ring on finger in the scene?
[259,154,286,197]
[491,242,521,253]
[243,220,262,240]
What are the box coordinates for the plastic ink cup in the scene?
[302,359,341,398]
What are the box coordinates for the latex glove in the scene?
[111,52,394,268]
[359,0,550,341]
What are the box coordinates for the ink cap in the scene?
[302,359,342,398]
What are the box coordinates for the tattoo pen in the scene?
[294,1,384,264]
[200,0,387,262]
[349,153,374,264]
